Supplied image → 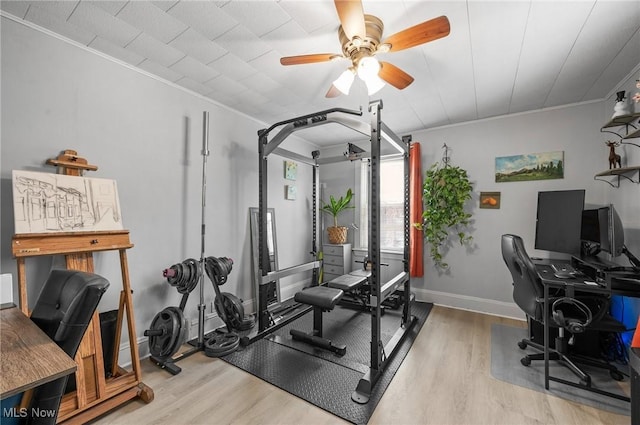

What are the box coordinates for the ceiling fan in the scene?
[280,0,450,97]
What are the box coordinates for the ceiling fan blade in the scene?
[382,16,450,52]
[326,84,342,98]
[334,0,366,40]
[280,54,340,66]
[378,62,414,90]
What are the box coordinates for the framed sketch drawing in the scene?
[12,170,123,234]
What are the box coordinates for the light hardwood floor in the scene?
[92,306,630,425]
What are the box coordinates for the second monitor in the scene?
[534,189,585,256]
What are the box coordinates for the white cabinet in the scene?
[322,243,351,282]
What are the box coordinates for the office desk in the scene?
[1,307,77,399]
[536,262,638,402]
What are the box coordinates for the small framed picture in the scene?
[284,160,297,181]
[480,192,501,209]
[285,185,297,200]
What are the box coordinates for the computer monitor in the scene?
[534,190,585,255]
[580,204,624,257]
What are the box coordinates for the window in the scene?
[358,157,405,251]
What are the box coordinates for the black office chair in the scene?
[25,269,110,425]
[501,234,626,386]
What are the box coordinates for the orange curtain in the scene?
[409,142,424,277]
[633,317,640,347]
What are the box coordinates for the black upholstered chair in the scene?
[26,269,110,425]
[501,234,626,385]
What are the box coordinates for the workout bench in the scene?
[290,286,346,356]
[327,270,371,311]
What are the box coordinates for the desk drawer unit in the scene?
[322,243,351,282]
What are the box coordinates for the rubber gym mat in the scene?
[266,303,407,374]
[221,301,433,425]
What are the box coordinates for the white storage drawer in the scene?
[323,264,344,276]
[323,244,345,256]
[322,243,351,283]
[323,255,344,266]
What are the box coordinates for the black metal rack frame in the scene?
[250,100,415,404]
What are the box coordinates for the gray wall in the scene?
[413,99,639,317]
[319,83,640,318]
[0,17,317,350]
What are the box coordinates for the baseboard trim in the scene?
[131,289,524,364]
[414,288,525,321]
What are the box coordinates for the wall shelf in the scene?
[594,166,640,187]
[601,112,640,129]
[596,113,640,187]
[623,128,640,141]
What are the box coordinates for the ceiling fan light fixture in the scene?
[333,69,355,95]
[357,56,380,80]
[357,56,384,95]
[364,74,385,95]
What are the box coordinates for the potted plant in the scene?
[416,163,473,269]
[321,188,355,244]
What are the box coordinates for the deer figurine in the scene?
[606,140,622,169]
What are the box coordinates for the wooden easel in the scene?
[12,150,153,424]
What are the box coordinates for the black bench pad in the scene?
[349,269,372,279]
[327,274,368,291]
[294,286,343,310]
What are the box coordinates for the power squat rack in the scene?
[243,100,416,404]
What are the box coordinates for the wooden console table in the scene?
[1,306,77,399]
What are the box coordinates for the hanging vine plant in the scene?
[416,145,474,269]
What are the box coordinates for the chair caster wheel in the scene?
[520,357,531,366]
[610,370,624,381]
[517,341,527,350]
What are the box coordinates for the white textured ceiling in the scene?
[2,0,639,146]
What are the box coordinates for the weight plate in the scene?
[225,294,255,330]
[204,331,240,357]
[204,256,233,286]
[147,307,182,359]
[215,293,255,331]
[165,259,200,294]
[166,306,188,350]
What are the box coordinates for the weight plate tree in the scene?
[144,112,252,375]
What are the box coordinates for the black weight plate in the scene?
[224,294,255,330]
[204,331,240,357]
[221,293,243,324]
[166,306,188,350]
[148,307,181,359]
[225,293,245,318]
[215,293,253,331]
